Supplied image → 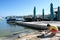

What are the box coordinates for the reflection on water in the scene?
[0,19,36,37]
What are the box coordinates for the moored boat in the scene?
[6,16,16,23]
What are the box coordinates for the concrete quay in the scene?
[16,21,60,30]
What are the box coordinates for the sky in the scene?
[0,0,60,17]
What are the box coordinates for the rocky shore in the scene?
[0,30,60,40]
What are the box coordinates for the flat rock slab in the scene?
[16,21,60,27]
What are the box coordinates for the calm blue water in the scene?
[0,19,36,37]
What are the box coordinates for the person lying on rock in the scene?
[37,24,58,38]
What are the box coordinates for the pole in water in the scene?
[57,7,60,20]
[50,3,54,21]
[42,9,44,21]
[33,6,36,21]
